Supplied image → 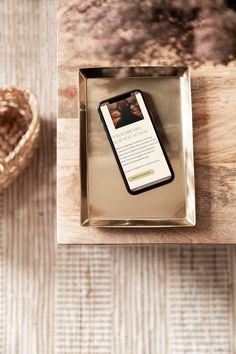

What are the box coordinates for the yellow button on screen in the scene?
[128,169,155,182]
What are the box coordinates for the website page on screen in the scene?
[100,91,172,192]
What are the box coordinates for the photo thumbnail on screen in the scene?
[108,96,144,129]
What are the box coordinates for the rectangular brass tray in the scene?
[79,67,195,227]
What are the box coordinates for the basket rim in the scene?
[0,86,39,164]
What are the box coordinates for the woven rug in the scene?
[0,1,236,353]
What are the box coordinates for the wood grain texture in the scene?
[56,3,236,348]
[57,67,236,244]
[56,2,236,350]
[1,1,236,354]
[57,1,236,245]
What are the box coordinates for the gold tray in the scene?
[79,67,195,227]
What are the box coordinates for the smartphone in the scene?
[97,89,174,195]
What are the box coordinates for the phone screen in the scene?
[99,90,173,194]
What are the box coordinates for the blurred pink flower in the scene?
[60,0,236,65]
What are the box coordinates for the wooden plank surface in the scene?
[57,0,236,244]
[0,1,236,353]
[57,69,236,243]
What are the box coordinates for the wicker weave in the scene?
[0,87,40,191]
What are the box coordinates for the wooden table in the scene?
[57,2,236,244]
[57,65,236,244]
[1,2,236,353]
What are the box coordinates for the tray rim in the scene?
[79,66,196,228]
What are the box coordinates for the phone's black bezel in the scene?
[97,89,175,195]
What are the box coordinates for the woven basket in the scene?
[0,87,40,191]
